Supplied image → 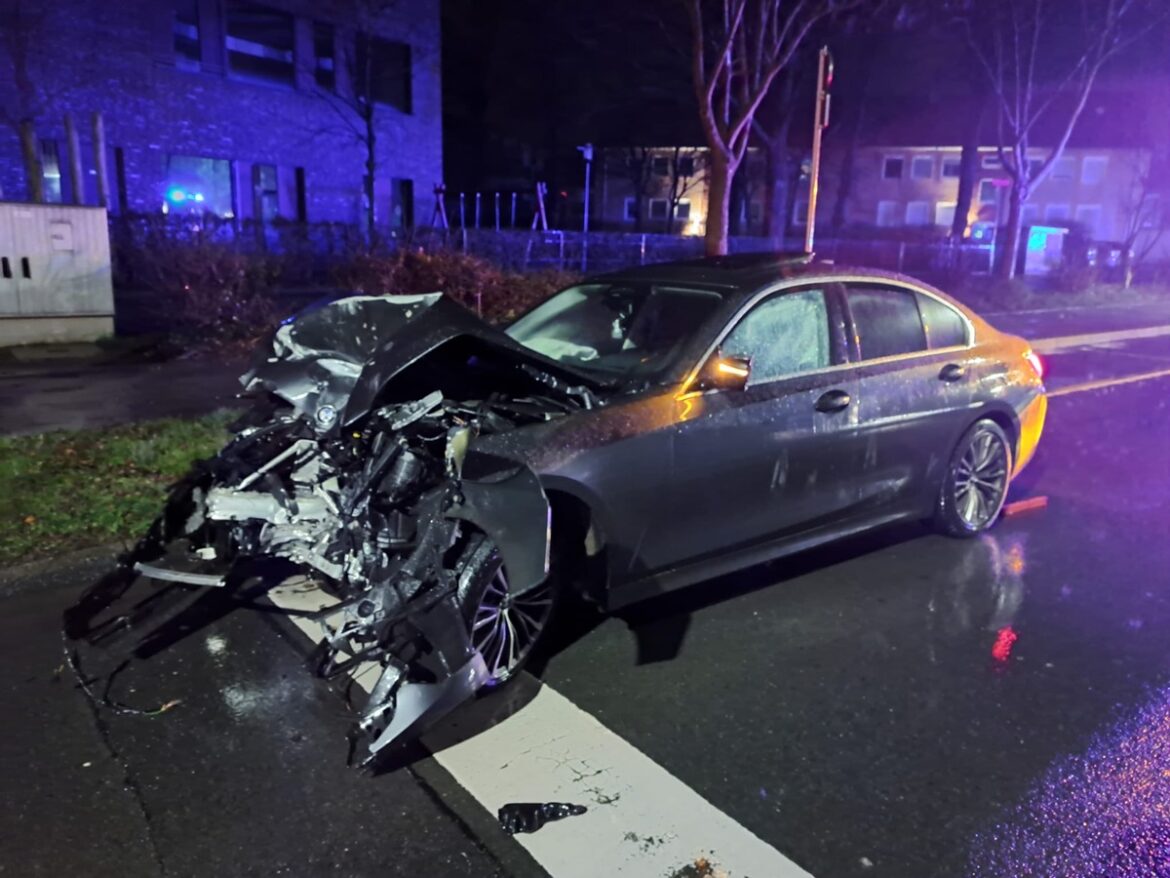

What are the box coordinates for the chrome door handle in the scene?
[939,363,966,382]
[815,389,851,413]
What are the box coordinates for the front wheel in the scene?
[935,419,1013,537]
[458,536,557,685]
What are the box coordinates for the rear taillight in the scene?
[1024,349,1044,380]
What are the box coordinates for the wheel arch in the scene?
[541,477,611,606]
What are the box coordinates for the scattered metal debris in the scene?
[1001,496,1049,518]
[497,802,587,834]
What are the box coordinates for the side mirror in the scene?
[698,351,751,392]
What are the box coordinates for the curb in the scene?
[0,541,126,598]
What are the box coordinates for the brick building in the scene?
[0,0,441,228]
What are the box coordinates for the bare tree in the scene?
[1117,149,1169,286]
[964,0,1164,278]
[0,0,50,202]
[664,147,706,232]
[618,147,657,231]
[307,0,417,240]
[683,0,861,255]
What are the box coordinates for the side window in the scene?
[721,289,830,384]
[845,286,928,360]
[916,293,969,349]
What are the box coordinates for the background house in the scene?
[0,0,441,228]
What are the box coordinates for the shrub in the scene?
[334,247,576,324]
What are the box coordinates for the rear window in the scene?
[845,286,928,360]
[916,293,969,348]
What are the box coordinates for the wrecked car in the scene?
[65,253,1047,762]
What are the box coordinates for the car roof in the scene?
[594,252,952,302]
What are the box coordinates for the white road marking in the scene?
[1047,366,1170,398]
[1031,323,1170,354]
[267,582,813,878]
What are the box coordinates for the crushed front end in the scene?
[64,294,601,762]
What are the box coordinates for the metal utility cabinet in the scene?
[0,203,115,346]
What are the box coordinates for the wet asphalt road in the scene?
[2,325,1170,877]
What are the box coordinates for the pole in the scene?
[494,191,500,231]
[475,191,481,229]
[804,46,833,255]
[92,112,110,209]
[511,192,517,227]
[19,120,44,203]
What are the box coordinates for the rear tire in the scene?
[935,419,1013,538]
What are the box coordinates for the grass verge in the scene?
[0,413,232,567]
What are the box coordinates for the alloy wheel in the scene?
[469,563,554,684]
[953,427,1010,530]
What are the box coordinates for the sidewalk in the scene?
[0,354,248,436]
[984,300,1170,340]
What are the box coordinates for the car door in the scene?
[665,284,863,566]
[842,281,980,514]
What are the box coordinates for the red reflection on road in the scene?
[992,626,1018,664]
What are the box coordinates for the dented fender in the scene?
[447,451,551,595]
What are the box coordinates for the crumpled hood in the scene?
[241,293,606,428]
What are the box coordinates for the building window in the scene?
[876,200,898,227]
[978,179,999,202]
[905,201,931,225]
[252,163,279,220]
[935,202,956,228]
[226,3,295,86]
[910,155,934,180]
[40,139,63,203]
[649,198,669,220]
[981,154,1003,169]
[1051,156,1076,181]
[294,167,307,221]
[355,35,412,113]
[652,156,669,176]
[1075,204,1102,237]
[677,156,695,178]
[390,178,413,229]
[1021,204,1041,225]
[1045,203,1070,222]
[883,156,904,180]
[942,158,961,178]
[623,197,638,221]
[1081,156,1107,185]
[175,0,201,70]
[166,155,234,216]
[676,199,691,221]
[313,21,335,90]
[1027,157,1045,179]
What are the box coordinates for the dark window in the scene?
[942,158,961,178]
[676,200,691,221]
[916,293,968,349]
[226,3,295,86]
[40,139,62,203]
[623,198,637,221]
[652,156,669,176]
[294,167,307,221]
[391,177,413,229]
[175,0,201,69]
[722,289,831,383]
[846,286,928,360]
[166,155,233,216]
[677,156,695,177]
[313,21,335,90]
[883,157,904,179]
[252,163,279,220]
[354,35,411,112]
[648,198,668,220]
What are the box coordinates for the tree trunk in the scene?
[951,104,984,239]
[996,184,1025,280]
[363,107,376,243]
[92,112,110,209]
[64,113,84,205]
[705,155,733,256]
[19,120,44,203]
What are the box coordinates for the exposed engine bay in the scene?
[64,293,607,762]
